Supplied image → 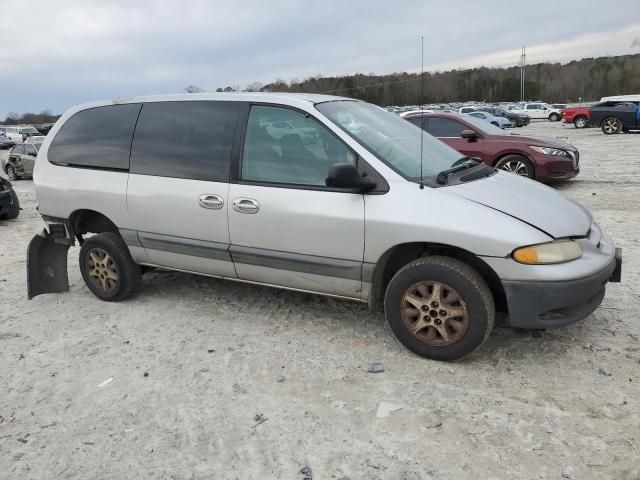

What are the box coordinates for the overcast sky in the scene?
[1,0,639,118]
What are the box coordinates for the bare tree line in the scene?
[261,54,640,105]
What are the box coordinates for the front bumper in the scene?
[0,189,14,216]
[501,249,622,329]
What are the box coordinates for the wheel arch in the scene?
[492,151,534,167]
[368,242,507,316]
[69,209,119,237]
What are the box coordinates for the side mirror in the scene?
[460,129,478,141]
[326,163,376,192]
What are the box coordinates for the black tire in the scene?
[573,116,588,129]
[384,256,494,361]
[1,190,20,220]
[549,113,560,122]
[494,155,535,179]
[79,232,141,301]
[6,165,18,181]
[601,117,622,135]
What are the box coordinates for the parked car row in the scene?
[559,95,640,134]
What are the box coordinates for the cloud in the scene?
[0,0,639,117]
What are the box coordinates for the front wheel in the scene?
[601,117,622,134]
[6,165,18,181]
[495,155,535,179]
[574,116,588,129]
[79,232,141,301]
[549,113,560,122]
[384,256,495,361]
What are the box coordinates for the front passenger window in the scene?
[242,106,356,186]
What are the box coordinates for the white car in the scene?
[509,103,562,121]
[3,125,42,143]
[27,93,622,361]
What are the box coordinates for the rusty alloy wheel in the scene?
[400,281,470,347]
[85,247,119,292]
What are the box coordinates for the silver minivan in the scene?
[27,93,622,360]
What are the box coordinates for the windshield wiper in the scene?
[436,157,478,185]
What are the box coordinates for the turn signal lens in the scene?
[513,240,582,265]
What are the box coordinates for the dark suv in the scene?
[405,112,579,182]
[476,106,530,127]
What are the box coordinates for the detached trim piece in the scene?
[230,245,363,281]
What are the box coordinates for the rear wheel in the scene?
[79,232,141,301]
[495,155,535,179]
[6,165,18,181]
[601,117,622,134]
[549,113,560,122]
[384,256,494,361]
[574,116,588,129]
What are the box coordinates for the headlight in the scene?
[529,146,570,157]
[512,240,583,264]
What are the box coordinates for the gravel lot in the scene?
[1,121,639,479]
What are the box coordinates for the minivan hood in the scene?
[446,172,592,238]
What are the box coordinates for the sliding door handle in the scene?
[232,198,259,214]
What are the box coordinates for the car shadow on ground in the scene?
[135,268,590,365]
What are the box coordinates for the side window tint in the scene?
[25,145,37,155]
[130,101,241,182]
[427,118,465,137]
[13,145,24,154]
[242,105,356,186]
[48,104,141,169]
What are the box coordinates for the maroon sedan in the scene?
[404,112,579,182]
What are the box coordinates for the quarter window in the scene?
[426,118,466,137]
[130,101,241,182]
[48,103,141,169]
[241,105,356,186]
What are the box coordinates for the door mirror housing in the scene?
[326,163,376,192]
[460,129,479,141]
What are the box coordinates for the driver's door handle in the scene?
[198,194,224,210]
[232,197,260,214]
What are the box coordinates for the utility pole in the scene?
[520,46,526,102]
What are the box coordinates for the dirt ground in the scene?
[1,121,639,480]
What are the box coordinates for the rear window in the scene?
[129,101,241,182]
[48,104,141,170]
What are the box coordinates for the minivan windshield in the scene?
[317,101,463,180]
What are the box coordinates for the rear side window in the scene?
[427,118,465,137]
[12,145,25,154]
[130,101,241,182]
[48,104,141,170]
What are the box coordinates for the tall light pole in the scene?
[520,46,526,101]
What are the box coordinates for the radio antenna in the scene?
[419,35,425,189]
